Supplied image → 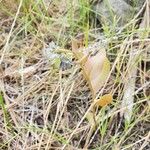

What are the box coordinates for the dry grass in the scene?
[0,0,149,150]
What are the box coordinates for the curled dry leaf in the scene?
[72,38,111,97]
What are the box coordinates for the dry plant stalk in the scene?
[121,0,150,122]
[121,48,138,122]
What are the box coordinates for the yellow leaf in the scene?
[95,94,112,107]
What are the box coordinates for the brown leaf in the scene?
[72,39,110,97]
